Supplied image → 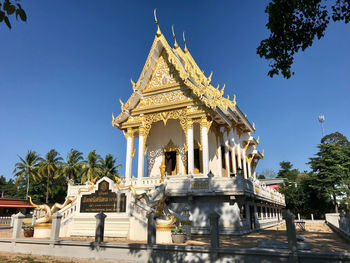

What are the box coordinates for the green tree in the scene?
[257,174,266,179]
[279,172,332,218]
[59,149,84,184]
[258,0,350,78]
[0,0,26,29]
[100,154,121,182]
[308,132,350,213]
[39,149,63,204]
[81,150,103,184]
[277,161,299,182]
[13,150,41,199]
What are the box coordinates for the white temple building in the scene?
[58,18,285,240]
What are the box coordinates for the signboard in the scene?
[80,180,126,213]
[190,180,209,189]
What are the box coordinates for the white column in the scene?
[201,124,209,176]
[231,143,237,175]
[125,128,133,181]
[187,122,194,175]
[242,149,247,179]
[237,144,242,169]
[217,136,223,177]
[247,160,252,178]
[137,129,144,180]
[224,132,231,176]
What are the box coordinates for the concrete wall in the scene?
[0,238,349,263]
[326,213,350,241]
[168,196,283,235]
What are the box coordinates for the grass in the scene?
[0,254,76,263]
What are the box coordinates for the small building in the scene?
[0,198,34,216]
[259,178,286,192]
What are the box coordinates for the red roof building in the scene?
[0,198,34,216]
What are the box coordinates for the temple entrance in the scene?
[221,146,228,177]
[165,151,177,175]
[194,148,201,174]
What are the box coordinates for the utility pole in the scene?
[318,115,325,138]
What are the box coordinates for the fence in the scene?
[0,217,11,225]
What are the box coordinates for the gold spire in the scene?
[232,94,236,107]
[172,25,179,49]
[154,9,162,37]
[220,84,225,96]
[183,32,188,53]
[130,78,136,91]
[119,98,125,110]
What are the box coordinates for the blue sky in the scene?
[1,1,349,180]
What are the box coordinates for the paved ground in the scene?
[189,221,350,252]
[1,221,349,253]
[0,252,120,263]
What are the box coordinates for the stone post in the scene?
[147,211,156,245]
[209,212,219,248]
[12,212,25,239]
[95,212,107,243]
[50,212,62,241]
[284,210,297,253]
[183,206,191,240]
[31,214,37,226]
[10,214,15,227]
[311,214,314,221]
[297,213,301,220]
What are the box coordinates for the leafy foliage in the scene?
[0,0,26,29]
[8,149,121,204]
[13,150,41,199]
[39,149,63,204]
[100,154,122,182]
[308,132,350,212]
[277,161,299,181]
[258,0,350,78]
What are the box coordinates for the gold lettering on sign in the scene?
[191,181,209,189]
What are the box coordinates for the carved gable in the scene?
[143,50,182,94]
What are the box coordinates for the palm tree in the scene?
[100,154,122,181]
[59,149,84,183]
[13,151,41,199]
[39,149,63,203]
[81,150,103,184]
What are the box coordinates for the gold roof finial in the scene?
[130,78,136,91]
[119,98,125,110]
[183,32,188,53]
[257,136,260,144]
[154,9,162,37]
[262,149,265,157]
[112,112,115,121]
[208,71,213,84]
[171,25,179,49]
[253,122,255,130]
[232,94,236,107]
[220,84,225,96]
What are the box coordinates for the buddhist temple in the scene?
[54,13,285,240]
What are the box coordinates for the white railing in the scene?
[0,216,11,225]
